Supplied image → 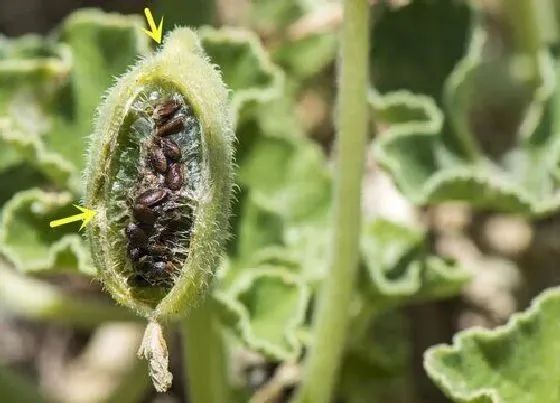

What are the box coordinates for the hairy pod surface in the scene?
[83,28,233,390]
[85,28,233,318]
[84,28,233,391]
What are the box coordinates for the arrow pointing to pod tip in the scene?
[49,204,96,231]
[143,7,163,44]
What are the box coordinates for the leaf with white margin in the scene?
[361,219,469,305]
[425,287,560,403]
[199,26,285,125]
[372,28,560,216]
[0,10,151,192]
[0,189,94,275]
[214,265,309,360]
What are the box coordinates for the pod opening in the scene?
[107,83,203,296]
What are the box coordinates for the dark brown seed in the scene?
[161,138,182,161]
[156,117,185,137]
[125,222,148,247]
[128,247,147,261]
[165,261,175,272]
[135,188,167,206]
[148,145,167,173]
[133,203,156,224]
[165,163,183,191]
[153,99,181,124]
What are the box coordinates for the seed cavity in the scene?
[118,90,200,289]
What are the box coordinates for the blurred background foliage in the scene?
[2,0,560,402]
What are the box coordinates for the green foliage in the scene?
[425,288,560,403]
[0,189,93,275]
[370,0,471,100]
[0,10,149,278]
[215,262,309,360]
[373,16,560,215]
[361,219,469,306]
[4,0,559,402]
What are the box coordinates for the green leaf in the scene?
[371,0,470,100]
[0,35,75,186]
[272,32,337,80]
[372,19,560,215]
[238,134,331,223]
[234,126,332,280]
[199,26,284,123]
[0,163,49,207]
[230,69,332,279]
[248,0,303,31]
[361,219,469,305]
[284,222,331,281]
[203,25,332,226]
[56,10,150,179]
[424,287,560,403]
[155,0,215,28]
[214,265,309,360]
[248,0,338,80]
[234,195,285,265]
[0,10,150,191]
[0,189,94,275]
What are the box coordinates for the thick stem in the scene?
[182,297,229,403]
[294,0,370,402]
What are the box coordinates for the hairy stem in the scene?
[182,297,229,403]
[294,0,370,402]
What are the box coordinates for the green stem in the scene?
[504,0,544,85]
[294,0,370,402]
[182,297,229,403]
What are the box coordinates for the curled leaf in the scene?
[372,16,560,216]
[215,265,309,360]
[0,189,94,275]
[425,287,560,403]
[198,26,284,123]
[0,10,150,191]
[361,219,469,305]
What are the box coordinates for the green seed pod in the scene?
[84,28,233,391]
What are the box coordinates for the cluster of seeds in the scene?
[124,97,195,288]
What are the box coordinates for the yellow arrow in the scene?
[142,7,163,44]
[49,205,96,231]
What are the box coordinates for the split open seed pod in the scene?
[83,28,234,391]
